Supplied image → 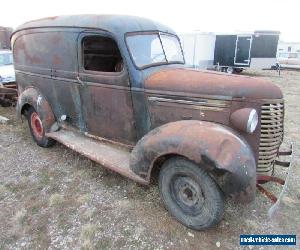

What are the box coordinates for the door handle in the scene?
[76,76,85,86]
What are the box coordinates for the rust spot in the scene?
[145,68,283,100]
[52,55,62,65]
[130,120,257,202]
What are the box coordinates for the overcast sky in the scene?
[1,0,299,42]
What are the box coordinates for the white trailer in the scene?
[179,32,216,69]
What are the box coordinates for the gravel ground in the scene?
[0,69,299,250]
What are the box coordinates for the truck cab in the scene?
[12,15,291,230]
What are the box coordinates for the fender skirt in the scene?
[130,120,256,203]
[17,87,55,133]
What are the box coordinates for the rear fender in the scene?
[130,120,256,202]
[17,87,55,132]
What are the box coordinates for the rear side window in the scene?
[13,32,77,71]
[82,36,123,72]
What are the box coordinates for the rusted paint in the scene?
[256,144,293,203]
[46,129,147,185]
[144,68,283,100]
[257,184,278,203]
[12,15,289,206]
[130,120,257,202]
[17,87,55,132]
[257,175,285,185]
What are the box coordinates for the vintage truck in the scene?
[11,15,292,230]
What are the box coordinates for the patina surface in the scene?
[12,15,288,203]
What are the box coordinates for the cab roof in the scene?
[14,15,175,35]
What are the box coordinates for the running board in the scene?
[46,130,147,185]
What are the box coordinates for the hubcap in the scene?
[171,176,205,215]
[30,112,43,139]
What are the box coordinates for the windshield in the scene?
[126,33,184,68]
[0,52,13,66]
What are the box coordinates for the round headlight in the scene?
[247,109,258,133]
[230,108,258,134]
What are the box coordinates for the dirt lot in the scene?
[0,70,299,250]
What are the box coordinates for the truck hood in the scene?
[144,68,283,100]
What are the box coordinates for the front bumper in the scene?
[256,143,293,203]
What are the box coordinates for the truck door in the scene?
[234,35,252,65]
[77,31,136,145]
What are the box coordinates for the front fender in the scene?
[130,120,256,202]
[17,87,55,132]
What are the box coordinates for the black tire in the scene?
[234,68,243,73]
[159,157,224,230]
[27,107,55,148]
[276,63,281,70]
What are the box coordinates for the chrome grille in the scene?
[257,101,284,174]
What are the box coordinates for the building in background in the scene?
[277,41,300,54]
[277,41,300,69]
[0,26,13,50]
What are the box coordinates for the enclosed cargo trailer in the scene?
[214,31,280,73]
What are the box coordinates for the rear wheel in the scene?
[234,68,243,73]
[159,157,224,230]
[27,107,55,147]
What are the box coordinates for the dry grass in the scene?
[81,209,96,221]
[14,208,27,226]
[0,184,8,199]
[77,194,90,204]
[81,239,94,250]
[80,223,97,240]
[80,223,97,249]
[49,193,64,207]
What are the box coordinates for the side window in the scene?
[82,36,123,73]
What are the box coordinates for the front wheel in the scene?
[27,107,55,147]
[159,157,224,230]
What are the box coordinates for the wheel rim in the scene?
[30,112,44,139]
[170,175,205,216]
[227,67,233,74]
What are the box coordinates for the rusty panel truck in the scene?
[11,15,292,230]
